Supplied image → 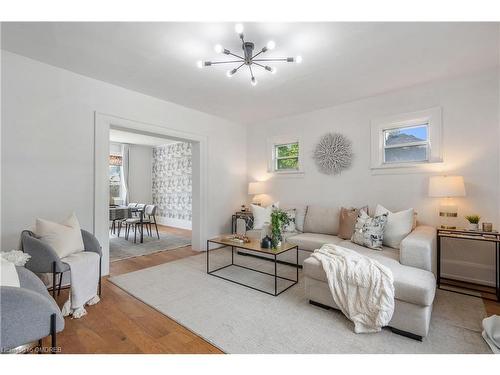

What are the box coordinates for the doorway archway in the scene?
[94,112,208,275]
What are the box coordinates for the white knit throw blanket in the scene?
[61,251,100,319]
[311,244,395,333]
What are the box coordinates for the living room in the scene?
[1,1,500,373]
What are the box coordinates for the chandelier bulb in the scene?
[266,40,276,50]
[295,55,303,64]
[226,70,232,78]
[196,60,203,69]
[271,67,277,74]
[251,77,257,86]
[214,44,223,54]
[235,23,244,35]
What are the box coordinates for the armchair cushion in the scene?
[35,213,84,258]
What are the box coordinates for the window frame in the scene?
[371,107,442,171]
[267,135,304,175]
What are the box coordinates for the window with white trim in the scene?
[371,107,442,170]
[267,135,304,174]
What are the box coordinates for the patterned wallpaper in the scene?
[152,142,192,222]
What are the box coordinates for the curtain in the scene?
[120,144,130,205]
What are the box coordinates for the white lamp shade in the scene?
[248,182,265,195]
[428,176,466,197]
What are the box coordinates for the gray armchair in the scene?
[21,229,102,298]
[0,266,65,353]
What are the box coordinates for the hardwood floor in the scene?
[43,225,222,354]
[42,224,499,353]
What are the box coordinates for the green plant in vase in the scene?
[465,214,480,231]
[270,209,290,249]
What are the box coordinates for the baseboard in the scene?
[441,258,495,287]
[156,217,192,230]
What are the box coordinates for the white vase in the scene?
[468,223,479,231]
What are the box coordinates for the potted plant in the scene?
[465,215,480,231]
[270,209,290,249]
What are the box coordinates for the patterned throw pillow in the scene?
[351,210,388,250]
[283,208,297,232]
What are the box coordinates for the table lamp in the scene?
[428,175,466,229]
[248,182,266,205]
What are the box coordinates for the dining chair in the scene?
[143,204,160,239]
[124,203,146,243]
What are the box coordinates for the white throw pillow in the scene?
[35,213,85,259]
[251,202,279,230]
[375,204,414,249]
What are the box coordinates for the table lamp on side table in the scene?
[428,175,466,229]
[248,181,266,205]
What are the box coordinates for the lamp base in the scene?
[439,225,457,230]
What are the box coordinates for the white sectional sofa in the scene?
[239,205,437,341]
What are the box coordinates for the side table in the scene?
[231,211,254,233]
[437,228,499,301]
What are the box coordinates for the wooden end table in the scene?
[207,236,299,296]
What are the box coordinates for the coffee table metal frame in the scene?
[206,238,299,296]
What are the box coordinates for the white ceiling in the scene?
[2,22,498,124]
[109,128,178,147]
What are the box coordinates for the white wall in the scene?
[247,69,499,286]
[128,144,153,204]
[1,51,247,251]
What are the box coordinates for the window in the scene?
[109,154,122,202]
[275,142,299,171]
[383,124,429,164]
[267,135,303,175]
[371,107,442,170]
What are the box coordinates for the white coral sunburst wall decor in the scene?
[313,133,353,175]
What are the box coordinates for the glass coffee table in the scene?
[207,236,299,296]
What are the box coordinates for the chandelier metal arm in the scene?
[252,62,268,70]
[207,60,244,65]
[234,62,245,71]
[248,64,255,80]
[226,51,245,60]
[253,58,292,62]
[251,48,266,59]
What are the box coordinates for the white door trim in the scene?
[94,112,208,275]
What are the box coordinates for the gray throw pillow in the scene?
[351,210,388,250]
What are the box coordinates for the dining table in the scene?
[109,205,145,243]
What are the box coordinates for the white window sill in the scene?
[371,160,444,175]
[270,170,305,178]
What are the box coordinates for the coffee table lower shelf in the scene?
[207,240,299,296]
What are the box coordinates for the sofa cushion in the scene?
[304,240,436,306]
[303,205,339,235]
[287,232,342,251]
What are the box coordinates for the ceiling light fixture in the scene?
[197,24,302,86]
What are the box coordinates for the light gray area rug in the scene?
[109,249,491,353]
[109,233,191,262]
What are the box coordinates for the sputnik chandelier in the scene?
[197,23,302,86]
